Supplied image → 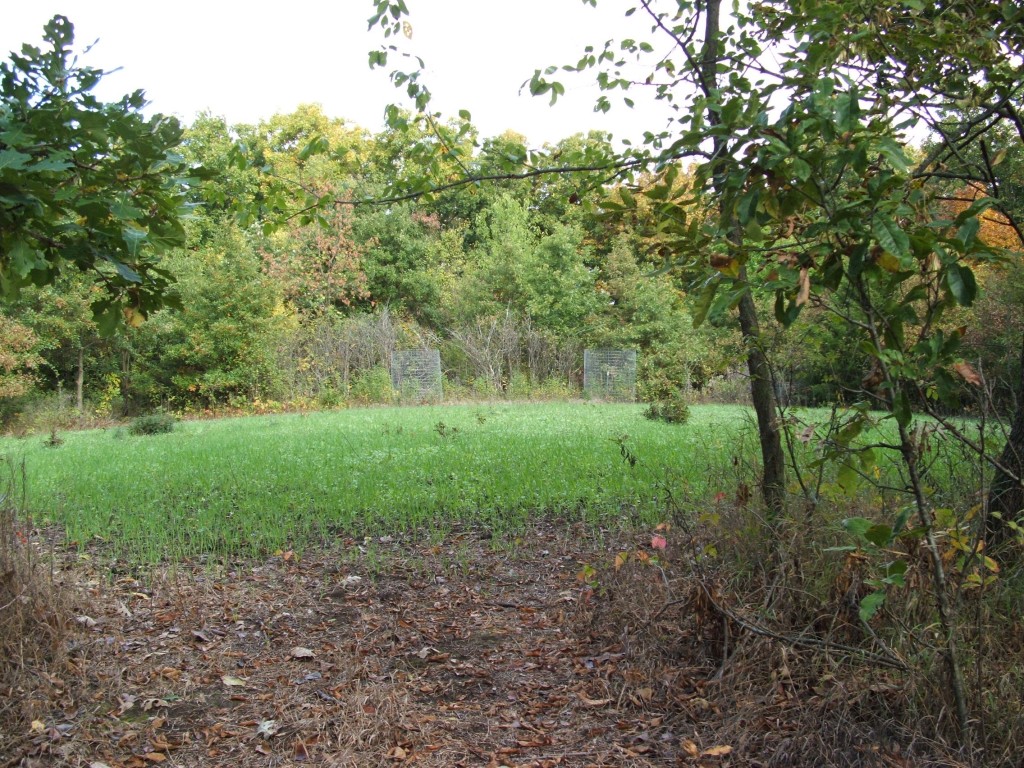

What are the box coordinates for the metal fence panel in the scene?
[391,349,443,401]
[583,349,637,401]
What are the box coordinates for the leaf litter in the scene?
[3,519,934,767]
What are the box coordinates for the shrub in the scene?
[349,366,395,405]
[128,412,176,436]
[644,390,691,425]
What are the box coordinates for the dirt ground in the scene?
[3,520,924,768]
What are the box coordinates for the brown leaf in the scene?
[709,253,733,270]
[577,692,612,707]
[387,745,407,760]
[796,267,810,306]
[158,666,182,681]
[702,745,733,757]
[142,753,167,763]
[682,739,699,757]
[954,361,982,387]
[290,646,315,659]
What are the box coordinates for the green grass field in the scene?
[1,403,760,561]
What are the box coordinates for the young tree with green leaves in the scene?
[1,16,201,332]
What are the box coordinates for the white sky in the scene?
[1,1,678,148]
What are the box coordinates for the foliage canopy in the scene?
[0,16,198,333]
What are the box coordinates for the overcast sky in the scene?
[2,1,678,147]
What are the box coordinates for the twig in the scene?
[697,580,909,671]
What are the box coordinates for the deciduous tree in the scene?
[1,16,199,331]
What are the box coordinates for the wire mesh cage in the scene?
[583,349,637,401]
[391,349,443,402]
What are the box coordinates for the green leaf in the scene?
[837,461,859,490]
[864,524,893,548]
[859,591,886,622]
[0,148,32,170]
[791,157,812,182]
[111,199,144,220]
[842,517,873,537]
[892,390,912,428]
[877,137,910,173]
[872,215,910,260]
[737,188,759,225]
[884,559,907,587]
[691,275,721,327]
[28,154,73,173]
[7,239,45,278]
[121,226,147,254]
[946,263,977,306]
[956,217,980,247]
[111,259,142,284]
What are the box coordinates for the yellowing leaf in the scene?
[122,306,146,328]
[614,551,629,571]
[221,675,247,687]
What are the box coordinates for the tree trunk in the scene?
[738,287,787,516]
[702,0,787,515]
[989,332,1024,550]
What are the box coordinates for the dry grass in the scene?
[0,459,73,736]
[569,491,1024,768]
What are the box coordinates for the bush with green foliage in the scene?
[643,391,691,425]
[128,413,176,436]
[349,366,395,405]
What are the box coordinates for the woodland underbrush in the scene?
[0,459,73,730]
[576,455,1024,767]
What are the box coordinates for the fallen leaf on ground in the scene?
[577,692,612,707]
[702,744,733,756]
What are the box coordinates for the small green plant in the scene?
[434,420,459,439]
[644,390,691,425]
[128,413,176,436]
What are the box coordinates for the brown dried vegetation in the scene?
[1,511,1018,767]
